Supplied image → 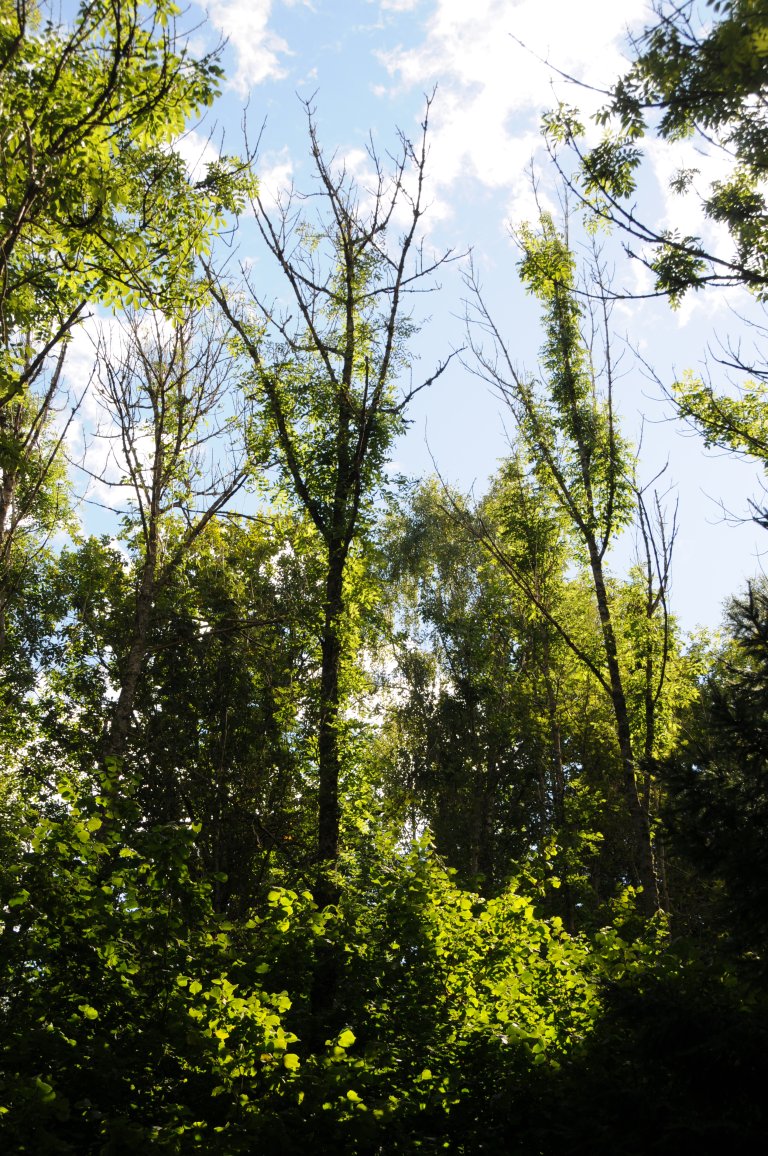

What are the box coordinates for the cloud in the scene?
[646,135,733,241]
[378,0,651,212]
[173,128,221,182]
[256,147,294,210]
[207,0,292,95]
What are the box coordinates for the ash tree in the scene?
[0,0,240,410]
[542,0,768,507]
[544,0,768,302]
[0,0,249,715]
[209,100,455,879]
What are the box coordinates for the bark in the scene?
[542,645,577,930]
[540,633,566,824]
[103,550,157,764]
[472,763,497,886]
[588,541,659,913]
[317,545,345,868]
[0,457,17,657]
[310,544,346,1028]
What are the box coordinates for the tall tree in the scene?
[666,578,768,955]
[384,477,542,892]
[88,308,246,766]
[386,468,667,922]
[0,341,74,659]
[537,0,768,536]
[209,102,453,875]
[0,0,240,411]
[465,218,673,912]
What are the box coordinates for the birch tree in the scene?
[466,216,669,912]
[89,308,246,765]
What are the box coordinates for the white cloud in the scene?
[339,138,455,233]
[207,0,291,95]
[256,147,295,210]
[378,0,651,211]
[646,135,733,244]
[173,128,221,182]
[641,134,745,327]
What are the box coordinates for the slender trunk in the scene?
[542,635,566,827]
[546,695,566,829]
[0,437,18,660]
[309,545,346,1042]
[587,542,659,913]
[474,755,499,886]
[542,639,576,931]
[103,553,156,764]
[317,542,345,869]
[643,634,668,906]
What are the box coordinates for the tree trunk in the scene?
[588,542,659,913]
[317,541,345,872]
[541,642,576,930]
[0,442,18,660]
[103,555,156,765]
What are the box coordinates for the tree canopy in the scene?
[0,1,767,1151]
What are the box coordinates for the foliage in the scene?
[664,579,768,960]
[0,0,250,407]
[0,763,305,1152]
[0,769,666,1152]
[545,0,768,302]
[0,1,765,1149]
[672,368,768,491]
[543,1,768,527]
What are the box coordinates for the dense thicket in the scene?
[1,1,767,1151]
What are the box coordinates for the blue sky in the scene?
[67,0,768,631]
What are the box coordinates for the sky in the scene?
[69,0,768,632]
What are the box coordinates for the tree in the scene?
[87,307,247,766]
[115,513,322,912]
[0,1,252,748]
[0,341,74,660]
[0,0,244,410]
[209,102,453,876]
[386,468,678,922]
[481,457,650,919]
[383,477,547,893]
[536,0,768,531]
[665,578,768,956]
[465,217,676,913]
[661,355,768,530]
